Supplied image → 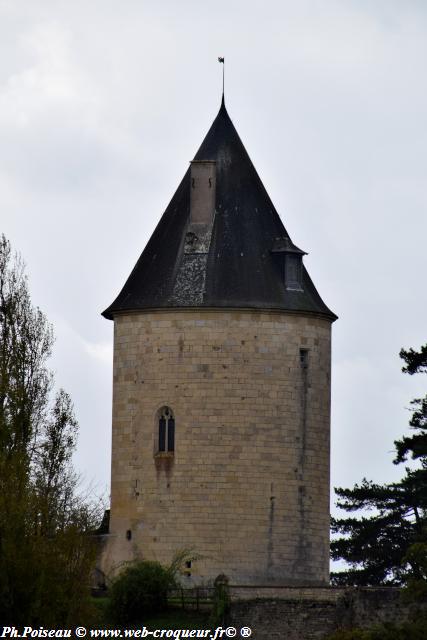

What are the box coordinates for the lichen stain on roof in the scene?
[102,100,336,321]
[170,254,208,306]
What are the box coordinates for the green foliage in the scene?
[326,615,427,640]
[401,539,427,602]
[210,574,230,626]
[91,597,210,631]
[107,561,176,625]
[331,344,427,586]
[400,346,427,376]
[325,630,370,640]
[167,547,202,579]
[140,609,209,631]
[0,235,99,625]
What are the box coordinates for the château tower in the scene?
[102,97,336,585]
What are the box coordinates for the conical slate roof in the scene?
[103,99,336,321]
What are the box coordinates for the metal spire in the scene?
[218,57,225,104]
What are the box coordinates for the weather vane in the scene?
[218,57,225,101]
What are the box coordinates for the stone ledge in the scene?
[229,585,344,602]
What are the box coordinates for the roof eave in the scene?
[102,304,338,323]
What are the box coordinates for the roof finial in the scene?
[218,57,225,105]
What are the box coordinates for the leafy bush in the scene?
[326,616,427,640]
[210,574,230,625]
[0,234,100,626]
[108,561,175,624]
[326,631,369,640]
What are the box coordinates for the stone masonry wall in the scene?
[104,309,332,585]
[227,587,424,639]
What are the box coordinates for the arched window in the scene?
[158,406,175,453]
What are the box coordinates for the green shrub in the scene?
[326,631,369,640]
[108,561,175,625]
[210,574,230,626]
[326,616,427,640]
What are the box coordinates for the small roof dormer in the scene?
[271,236,307,293]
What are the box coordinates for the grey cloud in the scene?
[0,1,426,515]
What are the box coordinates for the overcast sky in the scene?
[1,1,426,516]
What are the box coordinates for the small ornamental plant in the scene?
[108,560,176,625]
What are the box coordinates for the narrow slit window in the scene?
[159,417,166,452]
[157,407,175,454]
[300,349,309,369]
[167,417,175,452]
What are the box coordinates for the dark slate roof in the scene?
[102,99,336,321]
[270,236,307,255]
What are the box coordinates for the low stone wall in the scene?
[227,586,423,640]
[229,585,343,603]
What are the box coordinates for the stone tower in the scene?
[102,97,337,586]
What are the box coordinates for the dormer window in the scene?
[285,254,303,291]
[270,236,307,292]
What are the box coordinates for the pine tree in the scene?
[331,344,427,586]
